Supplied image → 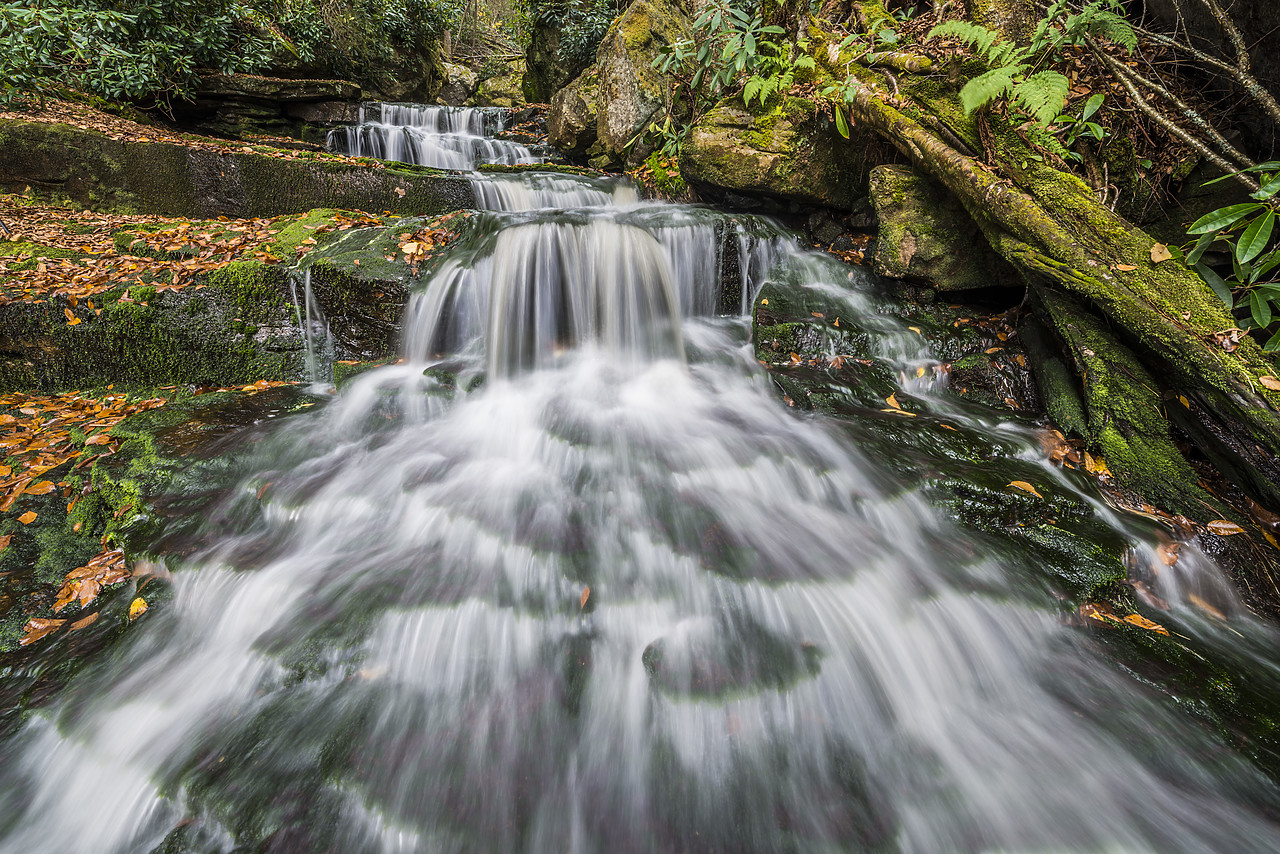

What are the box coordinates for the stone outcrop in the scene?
[679,96,863,210]
[523,21,590,104]
[0,119,474,218]
[547,0,691,165]
[867,165,1019,291]
[437,62,480,107]
[169,74,362,142]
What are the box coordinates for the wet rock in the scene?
[642,617,821,699]
[868,164,1018,292]
[168,74,362,142]
[473,64,526,109]
[547,0,691,164]
[0,119,475,218]
[680,96,864,210]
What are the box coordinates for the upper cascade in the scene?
[329,103,540,170]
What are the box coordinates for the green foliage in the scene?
[1181,163,1280,350]
[271,0,460,73]
[526,0,621,66]
[0,0,276,104]
[928,2,1131,127]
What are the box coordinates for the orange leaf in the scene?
[18,511,37,524]
[885,393,901,410]
[1122,613,1170,636]
[580,586,590,609]
[85,434,111,446]
[1205,519,1245,536]
[26,480,56,495]
[70,612,99,630]
[1008,481,1042,498]
[19,617,65,646]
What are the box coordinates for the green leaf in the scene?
[1196,262,1234,306]
[959,65,1018,114]
[1081,92,1104,120]
[1187,203,1266,234]
[1252,174,1280,200]
[834,104,850,139]
[1266,327,1280,351]
[1251,289,1273,328]
[1185,231,1216,266]
[1238,211,1276,264]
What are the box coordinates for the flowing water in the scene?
[330,104,541,171]
[4,165,1280,853]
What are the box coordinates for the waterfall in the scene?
[289,267,336,392]
[330,103,540,171]
[3,171,1280,854]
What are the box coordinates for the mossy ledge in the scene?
[0,118,475,217]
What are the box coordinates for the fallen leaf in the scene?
[1008,480,1042,498]
[580,586,590,609]
[1260,375,1280,391]
[26,480,56,495]
[1156,541,1181,566]
[1150,242,1172,263]
[70,612,99,630]
[1122,613,1170,636]
[1115,263,1138,271]
[1178,395,1190,408]
[19,617,65,646]
[128,597,148,620]
[885,393,901,410]
[18,511,37,524]
[0,534,8,550]
[1205,519,1245,535]
[394,187,407,197]
[1188,593,1227,620]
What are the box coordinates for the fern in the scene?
[959,66,1020,115]
[1010,70,1070,125]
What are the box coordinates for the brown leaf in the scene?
[70,612,99,630]
[1205,519,1246,536]
[1115,263,1138,271]
[580,586,590,609]
[1008,480,1043,498]
[1260,375,1280,391]
[19,617,65,646]
[26,480,56,495]
[18,510,37,524]
[1150,243,1172,263]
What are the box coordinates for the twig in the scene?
[1090,44,1263,196]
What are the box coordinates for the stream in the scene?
[2,106,1280,852]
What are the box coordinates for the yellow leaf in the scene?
[18,511,36,524]
[908,326,922,334]
[1115,263,1138,271]
[1178,395,1190,408]
[1261,375,1280,391]
[1122,613,1169,636]
[128,597,148,620]
[26,480,55,495]
[760,298,769,305]
[1150,242,1172,263]
[1205,519,1245,535]
[915,366,926,378]
[1008,481,1042,498]
[885,393,901,410]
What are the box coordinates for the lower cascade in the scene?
[3,169,1280,853]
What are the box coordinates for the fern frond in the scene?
[1087,11,1136,52]
[959,66,1019,114]
[1011,70,1070,125]
[928,21,999,59]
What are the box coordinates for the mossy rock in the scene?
[868,164,1020,291]
[0,118,475,218]
[680,96,864,210]
[547,0,691,165]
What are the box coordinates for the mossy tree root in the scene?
[834,60,1280,510]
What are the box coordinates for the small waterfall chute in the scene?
[329,103,540,171]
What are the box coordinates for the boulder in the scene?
[474,65,526,109]
[168,74,362,141]
[523,20,589,104]
[547,0,691,164]
[867,165,1018,291]
[680,96,863,210]
[437,62,480,107]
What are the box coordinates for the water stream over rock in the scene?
[330,104,541,171]
[3,159,1280,853]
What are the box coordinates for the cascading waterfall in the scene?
[330,103,540,171]
[3,173,1280,853]
[289,268,336,391]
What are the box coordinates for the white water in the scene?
[330,103,540,171]
[2,175,1280,853]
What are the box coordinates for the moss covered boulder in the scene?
[547,0,691,165]
[868,164,1019,292]
[0,118,475,218]
[523,20,590,105]
[680,96,863,210]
